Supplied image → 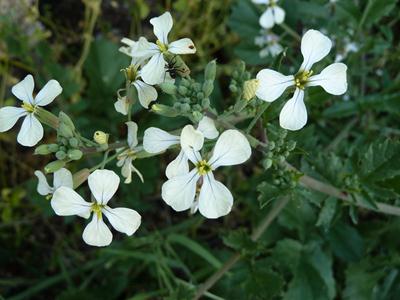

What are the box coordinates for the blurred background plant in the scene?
[1,0,400,299]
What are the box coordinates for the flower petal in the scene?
[198,173,233,219]
[161,169,200,212]
[82,214,113,247]
[259,8,274,29]
[88,169,120,205]
[133,80,158,109]
[17,114,43,147]
[126,121,138,149]
[166,149,189,179]
[143,127,179,153]
[140,53,166,85]
[131,38,159,58]
[11,74,34,104]
[0,107,27,132]
[34,79,62,106]
[256,69,294,102]
[169,38,196,54]
[209,130,252,169]
[53,168,73,190]
[180,125,204,152]
[197,116,219,139]
[279,88,307,131]
[34,170,53,195]
[103,206,141,236]
[300,29,332,71]
[150,12,173,44]
[307,63,348,95]
[273,6,285,24]
[114,97,129,115]
[252,0,270,3]
[51,186,91,217]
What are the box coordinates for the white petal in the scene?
[166,149,189,179]
[17,114,43,147]
[11,74,34,103]
[143,127,179,153]
[279,88,307,131]
[180,125,204,151]
[34,170,53,196]
[150,12,173,44]
[114,97,129,115]
[51,186,91,217]
[300,29,332,71]
[133,80,158,109]
[161,169,200,212]
[209,130,252,169]
[140,53,166,85]
[259,8,274,29]
[88,169,120,205]
[82,214,113,247]
[126,121,138,149]
[252,0,270,3]
[307,63,348,95]
[131,38,159,58]
[198,173,233,219]
[197,116,219,139]
[120,158,133,184]
[103,206,141,236]
[273,6,285,24]
[34,80,62,106]
[0,107,27,132]
[256,69,294,102]
[53,168,73,190]
[169,38,196,54]
[184,148,203,165]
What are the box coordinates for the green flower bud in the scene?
[284,151,290,157]
[159,82,177,95]
[173,102,182,109]
[232,70,239,79]
[193,104,202,111]
[178,85,188,95]
[68,149,83,160]
[69,138,79,148]
[34,144,52,155]
[202,80,214,97]
[45,160,66,174]
[279,129,287,138]
[60,138,69,146]
[229,84,238,93]
[48,144,59,152]
[263,158,273,169]
[204,60,217,81]
[59,112,75,130]
[267,151,273,159]
[273,179,280,185]
[192,111,203,122]
[59,146,67,152]
[193,83,201,92]
[286,140,296,151]
[181,103,191,112]
[151,104,179,117]
[202,97,210,108]
[239,61,246,73]
[181,97,191,103]
[277,139,284,147]
[58,123,74,138]
[278,155,285,163]
[55,151,67,160]
[268,141,276,151]
[197,92,204,99]
[181,78,190,87]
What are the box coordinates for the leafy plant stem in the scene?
[246,102,269,134]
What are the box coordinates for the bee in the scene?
[164,53,191,80]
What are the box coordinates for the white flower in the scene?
[143,116,219,179]
[51,169,141,247]
[253,0,285,29]
[131,12,196,85]
[116,121,144,184]
[255,32,283,58]
[0,74,62,146]
[256,29,348,131]
[34,168,73,196]
[161,129,251,219]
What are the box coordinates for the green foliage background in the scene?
[1,0,400,299]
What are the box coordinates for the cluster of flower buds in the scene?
[262,128,296,170]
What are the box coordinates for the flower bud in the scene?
[48,144,59,152]
[263,158,273,169]
[151,104,179,117]
[68,149,83,160]
[58,123,74,138]
[192,111,203,122]
[202,97,210,108]
[243,79,259,101]
[286,140,296,151]
[159,82,177,95]
[93,131,109,145]
[229,84,238,93]
[59,112,75,130]
[55,150,67,160]
[34,144,52,155]
[180,103,191,112]
[45,160,66,174]
[204,60,217,81]
[202,80,214,97]
[178,85,188,95]
[268,141,276,151]
[69,138,79,148]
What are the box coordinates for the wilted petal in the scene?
[114,97,129,116]
[17,114,43,147]
[300,29,332,71]
[198,173,233,219]
[197,116,219,139]
[88,169,120,205]
[143,127,179,153]
[150,12,173,44]
[259,8,274,29]
[51,186,91,217]
[161,169,200,212]
[166,149,189,179]
[140,53,166,85]
[169,38,196,54]
[103,206,141,236]
[209,130,251,169]
[34,79,62,106]
[0,107,27,132]
[273,6,285,24]
[180,125,204,151]
[279,88,307,131]
[11,74,34,104]
[307,63,348,95]
[53,168,73,190]
[82,214,113,247]
[34,170,53,195]
[126,121,138,149]
[133,80,158,109]
[256,69,294,102]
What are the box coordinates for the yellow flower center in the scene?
[196,160,212,175]
[156,40,168,53]
[125,65,139,82]
[21,102,35,113]
[91,202,104,219]
[294,70,313,90]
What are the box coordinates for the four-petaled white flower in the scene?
[161,129,251,219]
[51,169,141,247]
[255,32,283,58]
[256,29,348,131]
[143,116,219,179]
[115,37,158,111]
[132,12,196,85]
[34,168,73,196]
[0,74,62,146]
[116,121,144,184]
[253,0,285,29]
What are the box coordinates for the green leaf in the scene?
[316,197,337,230]
[257,182,290,209]
[363,0,397,28]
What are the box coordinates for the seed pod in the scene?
[68,149,83,160]
[55,151,67,160]
[204,60,217,81]
[45,160,66,174]
[202,80,214,97]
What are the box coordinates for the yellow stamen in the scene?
[294,70,313,90]
[156,40,168,53]
[21,102,35,113]
[196,160,212,175]
[91,202,104,219]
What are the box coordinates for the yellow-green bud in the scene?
[55,151,67,160]
[93,131,109,145]
[204,60,217,81]
[58,123,74,138]
[34,145,52,155]
[202,80,214,97]
[67,149,83,160]
[151,104,179,117]
[59,112,75,130]
[243,79,259,101]
[192,111,203,122]
[48,144,59,152]
[45,160,66,174]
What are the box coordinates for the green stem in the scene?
[246,102,269,133]
[279,23,301,42]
